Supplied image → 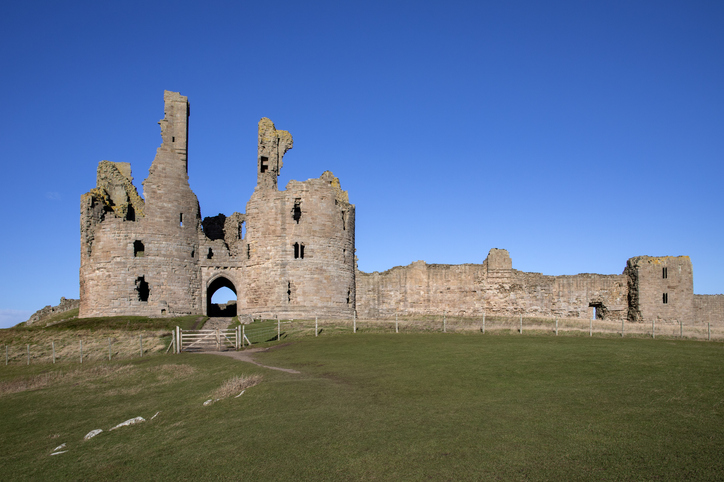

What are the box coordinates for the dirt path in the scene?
[203,317,233,330]
[194,347,300,374]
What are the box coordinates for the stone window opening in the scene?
[588,302,606,320]
[191,249,195,258]
[347,289,351,305]
[287,281,292,303]
[663,293,668,304]
[341,210,347,230]
[238,223,245,240]
[133,240,144,257]
[663,267,668,279]
[135,276,150,302]
[293,199,302,223]
[172,136,175,143]
[294,242,305,259]
[180,213,183,227]
[247,244,250,259]
[260,156,269,173]
[207,248,213,259]
[126,205,135,221]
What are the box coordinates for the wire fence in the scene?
[2,314,721,367]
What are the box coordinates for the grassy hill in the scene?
[1,330,723,480]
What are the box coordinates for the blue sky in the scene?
[1,0,722,328]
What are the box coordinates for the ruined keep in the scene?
[80,91,355,319]
[80,91,723,325]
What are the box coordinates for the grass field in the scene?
[1,333,723,480]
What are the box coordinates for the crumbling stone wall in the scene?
[26,297,80,326]
[356,249,627,320]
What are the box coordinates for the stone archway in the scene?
[207,275,237,317]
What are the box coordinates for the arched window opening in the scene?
[134,240,144,257]
[207,277,237,317]
[293,199,302,223]
[207,248,214,259]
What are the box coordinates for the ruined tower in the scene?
[80,91,355,319]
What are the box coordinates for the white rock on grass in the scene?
[50,450,68,456]
[52,443,66,452]
[84,429,103,440]
[109,417,145,431]
[151,411,160,420]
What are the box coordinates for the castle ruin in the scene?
[79,91,723,325]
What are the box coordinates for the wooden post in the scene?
[443,311,446,333]
[80,340,83,364]
[109,338,112,361]
[140,334,143,356]
[708,323,711,341]
[27,344,30,366]
[353,311,357,333]
[177,326,181,353]
[242,325,246,347]
[622,318,624,337]
[555,318,558,336]
[5,345,8,365]
[52,341,55,364]
[395,313,398,333]
[590,317,592,337]
[315,317,318,337]
[482,313,485,334]
[519,315,522,334]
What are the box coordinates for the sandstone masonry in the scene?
[79,91,722,325]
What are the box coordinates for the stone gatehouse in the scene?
[79,91,723,324]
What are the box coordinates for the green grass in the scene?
[1,334,723,480]
[12,314,205,332]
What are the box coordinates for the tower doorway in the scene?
[207,276,237,317]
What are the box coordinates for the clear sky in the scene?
[1,0,722,328]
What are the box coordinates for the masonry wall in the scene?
[356,250,628,320]
[625,256,694,323]
[694,294,724,324]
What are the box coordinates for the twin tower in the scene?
[80,91,356,319]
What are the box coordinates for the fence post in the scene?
[483,313,486,334]
[353,311,357,333]
[80,340,83,364]
[140,334,143,356]
[242,325,245,347]
[5,345,8,365]
[109,338,112,361]
[395,313,398,333]
[555,318,558,336]
[519,315,522,334]
[443,311,446,333]
[27,344,30,366]
[590,317,592,337]
[52,341,55,364]
[708,323,711,341]
[315,317,318,337]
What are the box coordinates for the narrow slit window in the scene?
[294,242,300,259]
[300,243,305,259]
[191,249,195,258]
[341,211,346,230]
[663,267,668,279]
[172,136,175,143]
[133,240,144,257]
[287,281,291,303]
[179,213,183,227]
[347,289,351,305]
[663,293,668,304]
[247,244,250,259]
[260,156,269,173]
[207,248,213,259]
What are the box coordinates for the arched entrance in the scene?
[207,276,237,317]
